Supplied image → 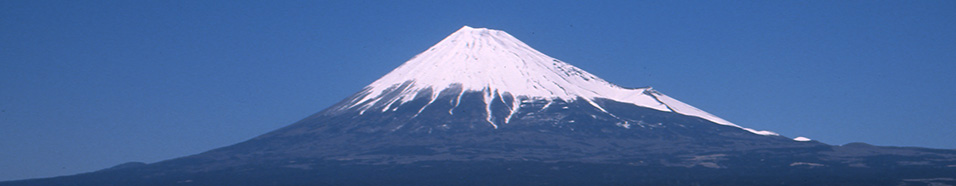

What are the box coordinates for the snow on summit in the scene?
[341,26,777,135]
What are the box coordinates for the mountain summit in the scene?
[4,26,955,186]
[337,26,775,135]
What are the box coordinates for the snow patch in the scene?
[793,136,812,141]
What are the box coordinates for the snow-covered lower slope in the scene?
[338,26,776,136]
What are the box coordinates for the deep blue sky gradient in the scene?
[2,0,954,181]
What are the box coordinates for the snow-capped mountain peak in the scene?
[339,26,776,135]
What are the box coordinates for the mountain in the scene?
[4,26,955,186]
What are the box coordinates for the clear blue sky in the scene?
[2,0,954,181]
